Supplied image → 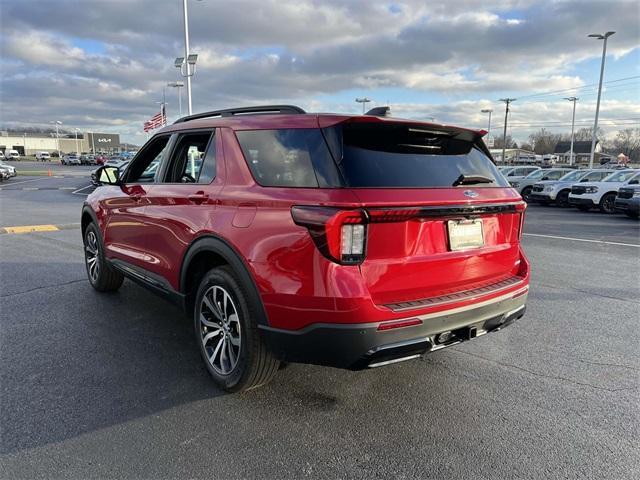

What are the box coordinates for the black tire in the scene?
[194,266,279,392]
[83,223,124,292]
[599,193,616,214]
[556,190,570,208]
[521,186,533,202]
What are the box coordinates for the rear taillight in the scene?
[515,202,527,240]
[291,206,367,265]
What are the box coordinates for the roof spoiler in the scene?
[365,106,391,117]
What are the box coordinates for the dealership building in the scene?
[0,131,122,156]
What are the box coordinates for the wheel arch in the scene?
[180,235,269,326]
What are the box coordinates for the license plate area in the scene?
[447,219,484,251]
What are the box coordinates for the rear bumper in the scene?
[260,286,528,370]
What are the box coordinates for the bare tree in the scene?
[528,128,562,154]
[612,128,640,163]
[493,135,517,149]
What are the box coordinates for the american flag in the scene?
[143,105,166,132]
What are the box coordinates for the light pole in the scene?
[167,81,185,118]
[499,98,516,164]
[587,31,615,168]
[74,128,80,154]
[355,97,371,114]
[481,109,493,134]
[564,97,578,165]
[51,121,62,158]
[177,0,201,115]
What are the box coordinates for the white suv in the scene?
[569,170,640,213]
[509,168,574,202]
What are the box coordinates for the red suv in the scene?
[82,105,529,392]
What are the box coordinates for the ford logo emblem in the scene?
[463,190,479,198]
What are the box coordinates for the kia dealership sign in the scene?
[87,133,120,149]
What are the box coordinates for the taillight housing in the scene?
[515,202,527,240]
[291,206,367,265]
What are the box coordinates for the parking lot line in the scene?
[523,233,640,248]
[1,223,81,235]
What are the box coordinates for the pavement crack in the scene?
[1,279,86,297]
[451,348,638,393]
[578,359,640,372]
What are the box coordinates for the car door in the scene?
[101,134,173,271]
[141,129,224,287]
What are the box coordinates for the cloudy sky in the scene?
[1,0,639,145]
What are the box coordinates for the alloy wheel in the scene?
[85,231,100,282]
[199,285,242,375]
[602,195,615,214]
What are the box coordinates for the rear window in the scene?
[236,129,340,187]
[324,123,507,188]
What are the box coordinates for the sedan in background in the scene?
[62,154,82,165]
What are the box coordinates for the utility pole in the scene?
[182,0,193,115]
[587,31,615,168]
[499,98,516,164]
[564,97,578,166]
[355,97,371,114]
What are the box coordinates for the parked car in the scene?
[0,151,6,160]
[6,149,21,161]
[35,151,51,161]
[509,168,574,202]
[81,154,97,165]
[62,154,82,165]
[82,104,530,392]
[614,185,640,219]
[0,161,16,179]
[500,166,541,182]
[569,170,640,213]
[529,169,614,207]
[95,155,108,166]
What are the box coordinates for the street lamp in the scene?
[564,97,578,166]
[587,31,615,168]
[355,97,371,114]
[176,0,202,116]
[481,109,493,134]
[74,128,80,155]
[50,121,62,158]
[167,81,185,117]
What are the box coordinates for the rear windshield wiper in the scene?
[452,174,494,187]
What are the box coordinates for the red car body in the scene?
[83,106,529,376]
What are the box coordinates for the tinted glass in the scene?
[559,170,585,182]
[126,136,170,183]
[165,131,214,183]
[603,170,637,182]
[236,129,337,187]
[325,123,506,188]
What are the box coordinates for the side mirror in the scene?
[580,178,589,182]
[97,166,121,185]
[629,179,639,185]
[541,176,549,181]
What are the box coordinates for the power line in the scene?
[514,75,640,101]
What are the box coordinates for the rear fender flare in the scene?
[180,235,269,326]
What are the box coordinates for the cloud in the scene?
[0,0,638,144]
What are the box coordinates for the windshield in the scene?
[524,169,547,180]
[603,171,637,182]
[559,170,585,182]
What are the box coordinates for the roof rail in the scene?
[173,105,306,124]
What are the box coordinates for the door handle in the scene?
[188,192,209,204]
[131,194,141,202]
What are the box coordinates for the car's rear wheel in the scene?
[556,190,570,207]
[599,193,616,214]
[521,186,533,202]
[195,266,279,392]
[84,223,124,291]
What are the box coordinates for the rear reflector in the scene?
[377,318,423,331]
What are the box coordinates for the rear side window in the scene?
[324,123,507,188]
[236,129,339,187]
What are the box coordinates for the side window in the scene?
[125,136,170,183]
[235,129,323,187]
[163,131,215,183]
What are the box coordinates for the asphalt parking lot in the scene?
[1,174,639,479]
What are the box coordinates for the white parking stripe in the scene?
[523,233,640,248]
[0,177,52,186]
[71,184,94,195]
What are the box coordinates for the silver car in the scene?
[509,168,575,202]
[500,166,541,182]
[529,169,615,207]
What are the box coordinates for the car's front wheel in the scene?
[83,224,124,291]
[521,186,533,202]
[194,266,279,392]
[599,193,616,214]
[556,190,570,207]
